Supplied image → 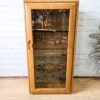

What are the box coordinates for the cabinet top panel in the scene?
[24,0,79,3]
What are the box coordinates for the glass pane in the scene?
[31,10,69,88]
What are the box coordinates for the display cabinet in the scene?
[24,0,79,94]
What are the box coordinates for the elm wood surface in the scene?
[24,0,79,3]
[24,0,79,94]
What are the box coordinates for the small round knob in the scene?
[28,40,33,50]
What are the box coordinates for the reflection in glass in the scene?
[31,10,70,88]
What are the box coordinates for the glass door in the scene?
[25,2,78,93]
[31,10,69,88]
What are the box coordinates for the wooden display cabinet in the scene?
[24,0,79,94]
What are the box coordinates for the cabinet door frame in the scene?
[24,2,78,94]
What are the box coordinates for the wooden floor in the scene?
[0,78,100,100]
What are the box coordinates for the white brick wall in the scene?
[0,0,27,76]
[75,0,100,76]
[0,0,100,76]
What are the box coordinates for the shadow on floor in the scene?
[73,78,100,93]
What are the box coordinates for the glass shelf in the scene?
[33,28,68,32]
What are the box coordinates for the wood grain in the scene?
[24,1,79,94]
[24,0,79,3]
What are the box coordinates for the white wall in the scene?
[0,0,27,76]
[0,0,100,76]
[75,0,100,76]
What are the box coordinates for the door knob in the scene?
[28,40,33,49]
